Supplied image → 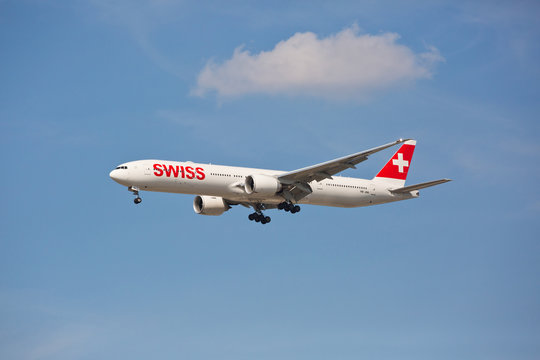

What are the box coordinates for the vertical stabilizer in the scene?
[373,140,416,187]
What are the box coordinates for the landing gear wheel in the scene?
[279,201,300,214]
[249,203,273,224]
[248,211,271,224]
[129,186,142,205]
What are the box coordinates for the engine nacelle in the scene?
[245,174,282,195]
[193,195,230,216]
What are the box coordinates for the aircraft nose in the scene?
[110,166,131,185]
[109,169,120,182]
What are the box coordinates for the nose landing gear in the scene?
[129,186,142,204]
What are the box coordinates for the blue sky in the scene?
[1,1,539,359]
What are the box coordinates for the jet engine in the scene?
[245,174,282,195]
[193,195,230,216]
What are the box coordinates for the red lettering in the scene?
[170,165,180,178]
[162,164,171,177]
[185,166,195,179]
[163,164,176,177]
[156,164,204,179]
[153,164,163,177]
[195,167,205,180]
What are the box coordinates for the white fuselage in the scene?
[109,160,417,208]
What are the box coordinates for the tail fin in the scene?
[373,140,416,187]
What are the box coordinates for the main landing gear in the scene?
[248,202,300,224]
[248,212,271,224]
[129,186,142,204]
[278,202,301,214]
[248,203,271,225]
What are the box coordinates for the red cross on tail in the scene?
[373,140,416,187]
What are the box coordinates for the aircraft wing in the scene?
[278,139,409,185]
[389,179,452,193]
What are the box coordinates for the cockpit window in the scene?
[115,166,128,170]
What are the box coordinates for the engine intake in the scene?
[193,195,230,216]
[245,174,282,196]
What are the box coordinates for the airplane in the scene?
[109,139,450,224]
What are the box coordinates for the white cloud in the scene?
[192,25,444,100]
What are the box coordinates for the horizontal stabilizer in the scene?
[390,179,451,194]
